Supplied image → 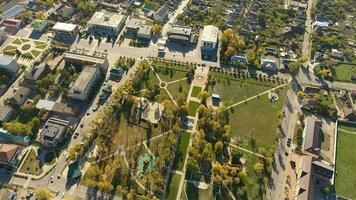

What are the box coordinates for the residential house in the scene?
[0,106,15,123]
[39,118,69,148]
[1,5,25,20]
[303,117,321,155]
[0,56,19,75]
[23,63,49,87]
[201,25,219,60]
[88,11,126,37]
[168,26,192,43]
[69,66,101,101]
[36,99,80,117]
[153,5,170,22]
[8,87,30,106]
[0,144,22,168]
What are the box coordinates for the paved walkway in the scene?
[227,83,287,109]
[228,143,266,158]
[338,128,356,135]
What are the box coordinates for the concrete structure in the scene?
[40,118,69,148]
[0,144,21,168]
[69,66,101,101]
[137,25,152,40]
[201,25,219,60]
[36,99,80,117]
[52,22,78,37]
[0,106,15,123]
[23,63,49,86]
[2,19,22,29]
[1,5,24,19]
[168,26,192,43]
[261,59,279,73]
[31,19,48,32]
[63,49,109,71]
[0,56,19,75]
[153,5,170,22]
[303,117,322,155]
[9,87,30,106]
[88,11,126,37]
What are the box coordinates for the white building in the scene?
[88,11,126,37]
[69,66,100,101]
[201,25,219,60]
[52,22,78,37]
[0,56,19,75]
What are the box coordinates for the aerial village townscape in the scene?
[0,0,354,199]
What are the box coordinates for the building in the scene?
[0,30,7,45]
[303,117,322,155]
[23,63,49,86]
[2,19,22,29]
[40,118,69,148]
[153,5,170,22]
[52,22,78,37]
[36,99,80,117]
[88,11,126,37]
[137,25,152,41]
[69,66,101,101]
[63,49,109,71]
[168,26,192,43]
[8,87,30,106]
[31,19,48,32]
[0,188,17,200]
[0,56,19,75]
[137,98,164,124]
[231,55,247,65]
[261,59,279,73]
[331,49,344,60]
[1,5,24,19]
[201,25,219,60]
[0,144,22,168]
[126,18,142,34]
[0,128,30,145]
[0,106,15,123]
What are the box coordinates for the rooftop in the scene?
[201,25,219,43]
[1,5,24,19]
[138,25,152,36]
[88,11,126,28]
[41,118,69,143]
[52,22,77,32]
[71,66,99,93]
[0,56,14,66]
[0,144,19,163]
[303,117,321,153]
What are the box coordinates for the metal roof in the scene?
[52,22,77,32]
[201,25,219,43]
[1,5,24,20]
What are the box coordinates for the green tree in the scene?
[35,188,53,200]
[214,141,223,155]
[254,162,264,174]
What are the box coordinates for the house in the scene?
[0,188,17,200]
[1,5,25,20]
[231,55,247,65]
[88,11,126,37]
[168,26,192,43]
[295,156,334,200]
[0,144,22,168]
[137,98,164,124]
[0,56,19,75]
[137,25,152,41]
[302,85,321,95]
[69,66,101,101]
[2,19,22,29]
[52,22,78,37]
[23,63,49,86]
[8,87,30,106]
[153,5,170,22]
[0,105,15,123]
[330,49,344,60]
[126,18,142,34]
[303,117,321,155]
[261,59,279,73]
[58,5,76,17]
[40,118,69,148]
[36,99,80,117]
[31,19,48,32]
[201,25,219,60]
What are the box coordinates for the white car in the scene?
[50,176,54,183]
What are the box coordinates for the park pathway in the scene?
[338,128,356,135]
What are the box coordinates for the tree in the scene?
[288,61,300,75]
[246,50,257,66]
[151,24,162,35]
[254,162,264,174]
[186,157,199,179]
[35,188,53,200]
[36,11,45,19]
[214,141,223,155]
[198,90,210,105]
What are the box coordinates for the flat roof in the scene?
[52,22,77,32]
[201,25,219,43]
[138,25,152,35]
[36,99,56,111]
[63,51,107,64]
[71,66,98,93]
[170,26,192,36]
[1,5,24,19]
[88,11,126,28]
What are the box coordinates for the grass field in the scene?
[154,66,188,82]
[19,149,43,176]
[183,182,214,200]
[172,132,190,171]
[207,75,274,106]
[229,89,285,150]
[332,64,356,82]
[165,173,181,200]
[167,80,190,103]
[188,101,201,116]
[191,86,202,98]
[335,130,356,198]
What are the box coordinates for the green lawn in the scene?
[165,173,181,200]
[191,86,202,98]
[332,64,356,82]
[183,182,214,200]
[31,50,41,58]
[154,66,188,82]
[188,101,200,116]
[172,132,190,171]
[335,130,356,198]
[229,89,285,150]
[167,80,190,103]
[19,149,43,176]
[208,74,275,106]
[146,70,161,87]
[338,122,356,132]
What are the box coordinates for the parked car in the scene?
[73,132,79,139]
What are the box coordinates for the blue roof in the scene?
[1,5,25,19]
[0,56,14,65]
[212,93,221,99]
